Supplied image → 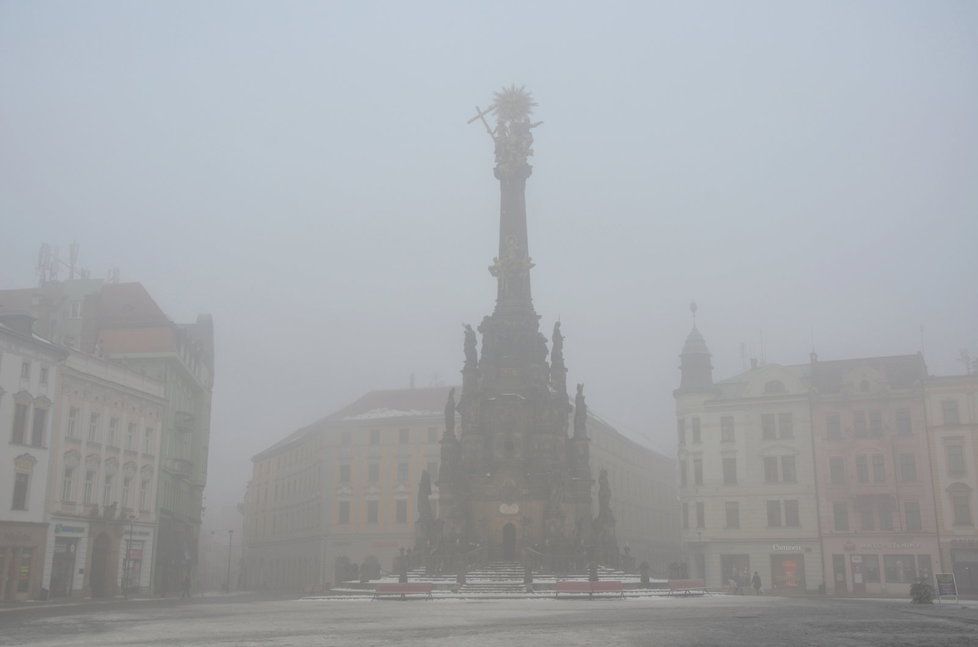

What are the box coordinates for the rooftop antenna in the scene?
[958,350,974,375]
[690,300,698,326]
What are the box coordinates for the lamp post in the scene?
[124,513,135,599]
[224,530,233,593]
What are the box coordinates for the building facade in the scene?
[925,374,978,594]
[0,314,64,601]
[676,322,823,593]
[243,386,680,591]
[810,355,940,597]
[0,279,214,596]
[42,350,165,598]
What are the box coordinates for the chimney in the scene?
[0,312,36,337]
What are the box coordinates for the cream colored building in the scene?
[675,324,824,593]
[243,386,680,591]
[925,374,978,594]
[42,350,165,598]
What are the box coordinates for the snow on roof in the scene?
[343,407,441,421]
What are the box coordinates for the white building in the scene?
[0,313,65,601]
[42,350,165,598]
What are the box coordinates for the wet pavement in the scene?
[1,592,977,646]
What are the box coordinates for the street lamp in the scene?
[224,530,233,593]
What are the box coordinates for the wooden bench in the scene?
[667,579,706,596]
[374,583,434,600]
[555,580,625,598]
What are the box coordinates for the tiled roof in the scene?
[811,354,926,392]
[326,386,453,421]
[93,282,170,326]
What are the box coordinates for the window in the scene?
[12,472,29,510]
[767,500,782,527]
[830,457,846,485]
[139,480,148,510]
[946,445,967,477]
[677,419,686,447]
[725,501,740,528]
[61,468,74,502]
[338,500,350,524]
[11,403,28,444]
[67,407,79,438]
[122,477,131,508]
[426,461,439,481]
[869,410,883,436]
[895,409,911,435]
[20,361,30,380]
[784,500,800,527]
[680,461,687,487]
[764,457,779,483]
[397,462,409,482]
[367,500,379,524]
[833,502,849,531]
[340,432,351,446]
[68,301,81,318]
[695,501,705,528]
[781,456,797,483]
[126,423,136,450]
[721,416,735,443]
[28,407,46,445]
[143,428,154,453]
[917,555,933,580]
[102,474,113,506]
[826,413,842,439]
[682,502,689,529]
[861,555,881,583]
[871,454,885,482]
[83,470,96,504]
[368,463,379,482]
[396,499,407,523]
[860,508,875,531]
[898,454,917,482]
[88,413,100,442]
[883,555,917,583]
[369,429,380,445]
[40,366,49,386]
[942,400,960,425]
[778,413,794,439]
[722,458,737,485]
[691,417,701,444]
[339,464,351,483]
[904,501,921,531]
[762,414,776,440]
[107,418,119,446]
[856,455,869,483]
[952,493,973,526]
[693,458,703,486]
[879,506,893,531]
[853,411,867,437]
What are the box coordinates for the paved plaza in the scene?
[2,593,977,646]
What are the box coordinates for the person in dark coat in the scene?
[751,571,762,595]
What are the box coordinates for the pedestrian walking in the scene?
[751,571,762,595]
[181,573,192,599]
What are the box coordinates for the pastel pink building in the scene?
[809,355,940,596]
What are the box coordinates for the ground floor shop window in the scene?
[770,554,805,590]
[721,554,749,589]
[859,555,880,583]
[883,555,916,583]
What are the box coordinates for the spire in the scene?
[679,301,714,392]
[550,321,567,396]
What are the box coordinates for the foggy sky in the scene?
[2,1,976,508]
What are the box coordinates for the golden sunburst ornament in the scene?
[492,84,536,122]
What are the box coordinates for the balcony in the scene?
[164,457,193,477]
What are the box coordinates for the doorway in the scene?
[502,523,516,561]
[89,533,110,598]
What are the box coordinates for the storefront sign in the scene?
[771,544,810,553]
[859,542,921,551]
[54,524,87,535]
[124,529,152,538]
[935,573,958,603]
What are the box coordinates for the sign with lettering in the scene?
[935,573,957,600]
[54,524,87,535]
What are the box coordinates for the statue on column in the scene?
[573,383,587,438]
[415,470,435,553]
[444,388,457,438]
[463,324,478,368]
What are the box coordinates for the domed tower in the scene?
[678,302,714,393]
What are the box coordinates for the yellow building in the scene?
[242,386,679,591]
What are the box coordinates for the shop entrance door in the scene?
[50,539,78,598]
[952,550,978,594]
[89,533,110,598]
[833,555,848,594]
[850,554,866,594]
[502,524,516,561]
